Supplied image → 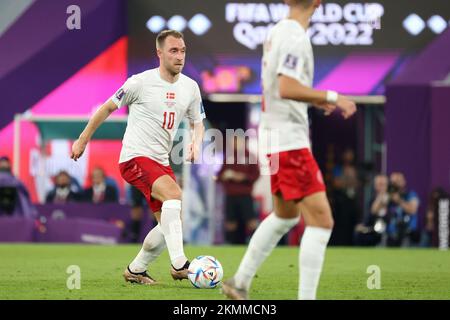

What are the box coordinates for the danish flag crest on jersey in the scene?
[166,92,176,100]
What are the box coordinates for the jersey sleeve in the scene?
[276,36,306,84]
[186,83,206,124]
[110,75,142,109]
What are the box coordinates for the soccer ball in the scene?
[188,255,224,289]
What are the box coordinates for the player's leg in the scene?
[298,191,334,300]
[124,219,166,285]
[128,216,166,271]
[124,211,166,284]
[151,175,190,279]
[120,159,167,284]
[223,193,300,299]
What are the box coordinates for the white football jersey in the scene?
[260,19,314,155]
[111,68,206,166]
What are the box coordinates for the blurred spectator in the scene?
[333,148,359,199]
[84,167,118,203]
[329,148,359,246]
[0,156,37,218]
[354,174,388,246]
[45,170,82,204]
[217,136,259,244]
[386,172,420,247]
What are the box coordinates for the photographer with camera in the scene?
[386,172,420,247]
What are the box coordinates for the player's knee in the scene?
[169,191,182,200]
[276,206,299,219]
[313,206,334,229]
[162,188,182,201]
[322,217,334,230]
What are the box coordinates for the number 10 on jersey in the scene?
[162,111,175,129]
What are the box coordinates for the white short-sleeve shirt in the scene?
[111,68,206,166]
[260,19,314,155]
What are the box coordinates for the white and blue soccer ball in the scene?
[188,255,224,289]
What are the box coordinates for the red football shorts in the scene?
[268,148,326,201]
[119,156,176,213]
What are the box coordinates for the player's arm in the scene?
[186,120,205,162]
[278,75,356,119]
[71,99,118,161]
[186,83,206,163]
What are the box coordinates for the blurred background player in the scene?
[222,0,357,300]
[217,135,260,244]
[71,30,206,284]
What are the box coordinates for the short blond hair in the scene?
[156,30,184,49]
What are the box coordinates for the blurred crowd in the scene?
[44,168,119,204]
[1,149,448,248]
[325,148,448,248]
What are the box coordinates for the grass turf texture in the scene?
[0,244,449,300]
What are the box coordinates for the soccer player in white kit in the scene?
[71,30,206,284]
[222,0,356,300]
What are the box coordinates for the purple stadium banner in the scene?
[35,218,123,244]
[36,203,155,243]
[0,204,156,243]
[36,203,132,222]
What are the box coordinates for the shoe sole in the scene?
[170,270,188,281]
[123,271,157,285]
[221,282,247,300]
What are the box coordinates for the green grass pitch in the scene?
[0,244,449,300]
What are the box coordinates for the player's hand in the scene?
[314,101,336,116]
[336,95,357,119]
[186,143,200,163]
[71,138,87,161]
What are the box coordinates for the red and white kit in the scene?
[260,19,325,200]
[112,68,205,212]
